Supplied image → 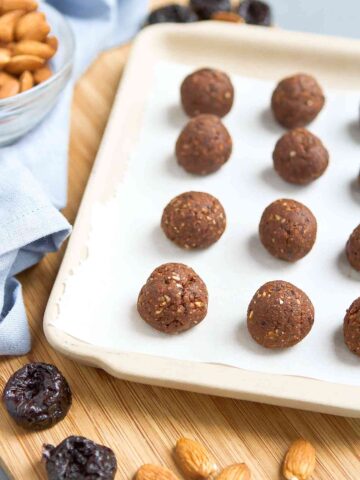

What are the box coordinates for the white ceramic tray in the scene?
[44,23,360,417]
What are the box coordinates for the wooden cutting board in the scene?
[0,2,359,478]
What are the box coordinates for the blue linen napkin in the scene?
[0,0,148,355]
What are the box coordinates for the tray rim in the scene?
[44,22,360,418]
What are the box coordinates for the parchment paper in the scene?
[54,62,360,386]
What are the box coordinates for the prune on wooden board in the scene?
[2,362,72,430]
[190,0,231,20]
[43,436,117,480]
[146,4,198,24]
[236,0,272,26]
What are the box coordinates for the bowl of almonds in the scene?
[0,0,74,145]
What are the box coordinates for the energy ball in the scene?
[273,128,329,185]
[247,280,315,348]
[176,114,232,175]
[343,297,360,357]
[190,0,231,20]
[161,191,226,249]
[137,263,208,334]
[346,224,360,271]
[259,199,317,262]
[181,68,234,118]
[271,73,325,129]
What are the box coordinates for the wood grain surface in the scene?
[0,2,359,478]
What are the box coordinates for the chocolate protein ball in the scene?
[247,280,315,348]
[237,0,272,26]
[176,114,232,175]
[137,263,208,334]
[346,224,360,271]
[273,128,329,185]
[181,68,234,118]
[161,191,226,249]
[343,297,360,357]
[259,199,317,262]
[271,74,325,129]
[190,0,231,20]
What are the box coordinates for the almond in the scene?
[0,0,37,13]
[175,437,219,479]
[283,439,316,480]
[15,11,50,41]
[19,69,33,91]
[211,11,245,23]
[5,42,16,54]
[136,464,181,480]
[14,40,55,59]
[217,463,251,480]
[0,71,19,98]
[0,9,24,43]
[0,47,11,68]
[45,35,58,53]
[5,53,44,74]
[33,65,51,84]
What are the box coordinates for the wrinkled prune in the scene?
[237,0,272,26]
[146,4,198,25]
[43,436,117,480]
[2,362,72,430]
[190,0,231,20]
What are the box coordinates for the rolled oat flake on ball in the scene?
[247,280,315,348]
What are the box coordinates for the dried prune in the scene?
[190,0,231,20]
[43,436,117,480]
[146,4,198,25]
[237,0,272,26]
[2,362,72,430]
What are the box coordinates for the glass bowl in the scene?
[0,2,75,146]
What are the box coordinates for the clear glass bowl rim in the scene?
[0,1,75,107]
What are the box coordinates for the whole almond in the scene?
[45,35,58,53]
[33,65,51,84]
[136,464,181,480]
[283,439,316,480]
[5,53,44,74]
[5,42,16,54]
[0,9,24,43]
[0,48,11,68]
[15,12,50,41]
[217,463,251,480]
[0,0,37,13]
[14,40,55,59]
[0,71,20,98]
[19,70,33,92]
[175,437,219,479]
